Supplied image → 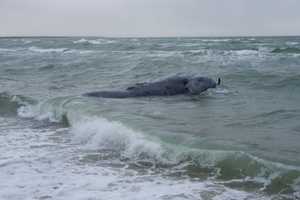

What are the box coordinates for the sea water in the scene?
[1,37,300,200]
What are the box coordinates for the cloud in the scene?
[0,0,299,36]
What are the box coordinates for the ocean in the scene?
[0,36,300,200]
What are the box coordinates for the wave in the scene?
[234,49,259,55]
[71,117,167,163]
[16,96,300,196]
[0,48,17,52]
[0,92,35,116]
[72,119,300,197]
[271,47,300,54]
[21,39,33,44]
[28,46,70,53]
[181,49,260,58]
[73,38,116,45]
[200,38,233,42]
[286,41,299,46]
[73,38,89,44]
[0,46,94,54]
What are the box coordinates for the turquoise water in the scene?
[0,37,300,199]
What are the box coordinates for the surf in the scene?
[14,94,300,197]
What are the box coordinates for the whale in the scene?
[84,76,220,98]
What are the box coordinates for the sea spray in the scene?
[71,117,167,163]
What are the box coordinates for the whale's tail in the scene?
[217,78,221,85]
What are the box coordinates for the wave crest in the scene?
[271,47,300,54]
[73,38,116,45]
[72,117,168,163]
[28,46,70,53]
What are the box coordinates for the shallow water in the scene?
[1,37,300,199]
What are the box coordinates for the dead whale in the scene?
[84,76,220,98]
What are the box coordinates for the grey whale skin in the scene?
[84,76,218,98]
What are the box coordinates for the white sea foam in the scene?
[28,46,69,53]
[17,103,62,122]
[234,49,258,55]
[73,38,89,44]
[0,158,264,200]
[71,117,167,162]
[0,120,268,200]
[286,41,299,46]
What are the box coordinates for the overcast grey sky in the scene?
[1,0,300,37]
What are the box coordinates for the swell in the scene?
[16,95,300,197]
[271,47,300,54]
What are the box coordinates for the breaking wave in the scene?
[16,95,300,197]
[73,38,116,45]
[28,46,70,53]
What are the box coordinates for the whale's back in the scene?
[127,77,189,96]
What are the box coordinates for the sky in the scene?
[1,0,300,37]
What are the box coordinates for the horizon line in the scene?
[0,34,300,39]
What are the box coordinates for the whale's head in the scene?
[186,77,218,94]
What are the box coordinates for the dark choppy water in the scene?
[1,37,300,200]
